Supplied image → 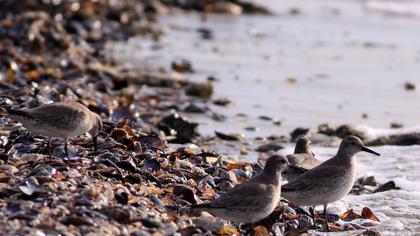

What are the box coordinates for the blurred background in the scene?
[111,0,420,138]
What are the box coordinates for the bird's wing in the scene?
[285,165,308,174]
[30,103,86,129]
[206,182,274,210]
[282,164,344,192]
[287,154,320,170]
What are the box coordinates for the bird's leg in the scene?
[64,138,68,156]
[93,136,98,151]
[323,204,330,232]
[309,206,318,231]
[47,137,52,160]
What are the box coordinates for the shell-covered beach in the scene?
[1,0,420,235]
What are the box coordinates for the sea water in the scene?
[110,0,420,233]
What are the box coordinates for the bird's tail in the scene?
[189,203,213,214]
[190,203,212,209]
[4,108,34,119]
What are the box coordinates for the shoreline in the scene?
[0,0,419,235]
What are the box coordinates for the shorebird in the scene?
[282,137,321,181]
[191,155,288,224]
[293,137,315,155]
[5,101,102,156]
[281,135,380,231]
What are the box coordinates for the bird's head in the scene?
[339,135,380,157]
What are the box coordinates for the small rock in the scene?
[143,159,161,172]
[101,206,132,224]
[184,103,207,113]
[173,184,199,204]
[0,165,19,174]
[404,82,415,91]
[284,219,299,233]
[255,143,283,152]
[116,160,137,172]
[137,218,162,228]
[214,131,243,141]
[139,136,165,151]
[289,8,301,15]
[213,98,231,106]
[211,2,242,15]
[282,206,297,220]
[185,82,213,99]
[220,170,237,184]
[18,179,40,196]
[62,216,96,226]
[390,122,403,129]
[239,146,249,155]
[286,77,297,84]
[335,124,365,140]
[318,123,336,136]
[193,216,225,232]
[244,126,257,131]
[258,115,272,121]
[171,59,193,73]
[158,113,199,143]
[115,189,129,205]
[298,214,314,230]
[273,120,282,126]
[373,181,401,193]
[211,112,227,121]
[207,76,218,82]
[252,225,270,236]
[358,176,377,186]
[391,133,420,146]
[197,28,213,40]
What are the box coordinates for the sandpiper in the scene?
[5,101,102,155]
[191,155,288,224]
[293,137,315,155]
[281,135,380,231]
[283,137,321,181]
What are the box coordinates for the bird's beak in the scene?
[361,146,380,156]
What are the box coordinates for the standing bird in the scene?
[293,137,315,155]
[5,101,102,156]
[281,136,380,231]
[191,155,288,224]
[283,137,321,181]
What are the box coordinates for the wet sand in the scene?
[109,0,420,234]
[111,0,420,138]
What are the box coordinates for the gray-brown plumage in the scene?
[281,136,380,231]
[191,155,288,223]
[283,137,321,181]
[293,137,314,155]
[6,101,102,155]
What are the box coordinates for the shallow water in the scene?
[111,0,420,138]
[110,0,420,234]
[286,145,420,234]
